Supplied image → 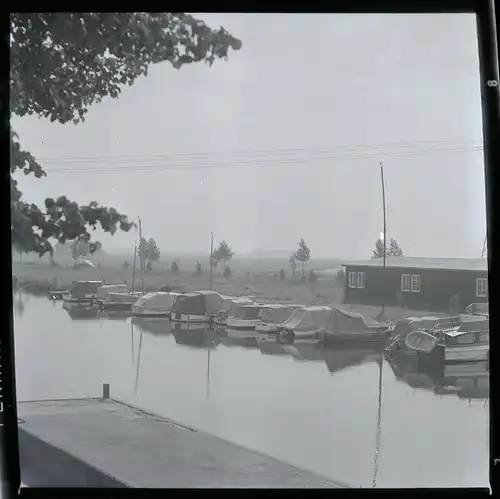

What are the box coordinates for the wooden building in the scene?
[343,257,488,312]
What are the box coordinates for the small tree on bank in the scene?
[293,238,311,277]
[196,261,203,275]
[171,261,179,274]
[146,238,161,263]
[288,255,297,276]
[214,240,234,272]
[372,237,404,260]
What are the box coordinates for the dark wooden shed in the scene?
[343,257,488,312]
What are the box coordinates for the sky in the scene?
[11,13,487,260]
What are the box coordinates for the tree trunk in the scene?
[301,262,304,277]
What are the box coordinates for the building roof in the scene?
[343,257,488,272]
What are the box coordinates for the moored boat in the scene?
[131,292,180,318]
[276,306,332,344]
[320,307,392,344]
[226,303,267,330]
[170,290,231,324]
[254,304,301,334]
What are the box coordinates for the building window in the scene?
[476,278,488,298]
[348,272,357,288]
[401,274,411,292]
[357,272,365,289]
[411,274,421,293]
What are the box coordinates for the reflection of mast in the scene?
[134,330,143,395]
[372,355,383,488]
[206,347,211,400]
[131,320,135,364]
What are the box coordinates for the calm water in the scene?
[13,295,489,488]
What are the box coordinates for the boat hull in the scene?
[170,312,212,324]
[445,344,489,363]
[131,306,171,318]
[254,323,279,334]
[99,302,134,312]
[226,318,260,330]
[323,330,390,344]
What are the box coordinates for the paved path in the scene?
[18,399,345,488]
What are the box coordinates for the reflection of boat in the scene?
[172,326,221,349]
[323,344,384,375]
[387,352,489,400]
[130,316,172,336]
[258,338,289,356]
[277,306,332,344]
[221,329,259,349]
[283,340,325,362]
[320,307,391,344]
[170,291,231,324]
[254,304,301,334]
[62,302,100,320]
[62,280,103,304]
[444,362,489,400]
[131,292,180,317]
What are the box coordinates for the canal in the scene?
[13,294,489,488]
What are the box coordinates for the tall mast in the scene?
[209,232,214,290]
[380,162,387,268]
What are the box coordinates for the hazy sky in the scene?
[12,13,486,259]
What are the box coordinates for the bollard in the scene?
[102,383,110,400]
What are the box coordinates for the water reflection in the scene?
[13,295,489,488]
[62,302,100,320]
[387,354,489,402]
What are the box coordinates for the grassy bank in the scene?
[12,260,345,307]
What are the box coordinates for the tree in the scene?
[146,238,161,263]
[10,13,241,257]
[196,261,203,275]
[389,238,403,257]
[279,269,286,281]
[371,237,404,259]
[293,239,311,277]
[288,255,297,276]
[215,241,234,269]
[138,238,149,269]
[171,261,180,274]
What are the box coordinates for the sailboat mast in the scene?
[209,232,214,290]
[131,244,137,293]
[138,217,144,292]
[380,162,387,268]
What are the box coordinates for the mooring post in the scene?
[102,383,110,400]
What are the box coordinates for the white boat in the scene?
[226,303,267,330]
[404,330,441,354]
[170,290,231,323]
[405,316,489,363]
[254,304,301,334]
[131,292,180,317]
[444,328,489,363]
[95,284,141,311]
[213,298,255,326]
[277,306,332,344]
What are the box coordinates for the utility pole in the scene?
[138,217,144,292]
[209,232,214,290]
[380,162,387,268]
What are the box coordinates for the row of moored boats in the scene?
[51,281,490,359]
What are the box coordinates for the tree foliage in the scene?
[146,237,160,262]
[293,239,311,277]
[10,13,241,256]
[171,260,180,274]
[371,237,404,260]
[214,240,234,267]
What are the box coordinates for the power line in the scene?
[43,144,483,175]
[35,137,483,165]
